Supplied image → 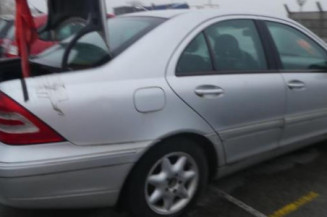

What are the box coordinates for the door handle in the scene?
[195,85,224,97]
[287,80,306,90]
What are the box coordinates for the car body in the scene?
[1,9,327,217]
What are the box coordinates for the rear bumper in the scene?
[0,141,152,208]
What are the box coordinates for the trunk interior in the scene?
[0,58,55,83]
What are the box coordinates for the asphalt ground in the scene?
[1,141,327,217]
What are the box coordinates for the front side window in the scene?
[205,19,267,72]
[176,33,213,75]
[266,22,327,70]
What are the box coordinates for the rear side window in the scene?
[176,19,268,76]
[176,33,213,75]
[266,22,327,70]
[205,19,267,72]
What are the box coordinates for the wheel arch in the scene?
[160,132,219,180]
[116,132,219,209]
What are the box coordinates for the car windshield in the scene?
[6,25,15,40]
[0,20,7,36]
[33,17,165,69]
[0,20,10,38]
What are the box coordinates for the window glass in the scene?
[6,26,15,40]
[0,20,6,31]
[0,20,7,37]
[56,19,86,41]
[67,32,109,68]
[176,33,213,75]
[266,22,327,70]
[34,17,165,69]
[205,20,267,71]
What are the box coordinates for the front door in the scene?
[265,21,327,146]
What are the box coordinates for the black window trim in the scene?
[203,31,217,71]
[254,20,279,70]
[261,20,327,73]
[176,18,276,77]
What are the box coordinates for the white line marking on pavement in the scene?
[210,187,268,217]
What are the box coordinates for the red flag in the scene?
[15,0,38,78]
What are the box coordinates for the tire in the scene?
[125,138,208,217]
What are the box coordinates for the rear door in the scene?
[167,18,287,163]
[265,21,327,146]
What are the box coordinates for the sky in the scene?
[28,0,327,17]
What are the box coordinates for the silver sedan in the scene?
[1,9,327,217]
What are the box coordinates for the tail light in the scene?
[0,92,65,145]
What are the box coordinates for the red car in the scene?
[3,14,86,58]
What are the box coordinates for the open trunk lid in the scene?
[0,0,110,84]
[42,0,110,47]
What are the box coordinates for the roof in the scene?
[122,8,290,21]
[122,9,189,19]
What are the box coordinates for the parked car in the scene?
[0,16,14,57]
[3,15,86,58]
[1,9,327,217]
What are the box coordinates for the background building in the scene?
[286,1,327,41]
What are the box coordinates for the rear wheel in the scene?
[125,138,208,217]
